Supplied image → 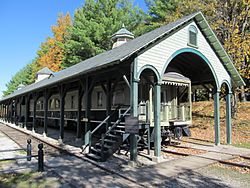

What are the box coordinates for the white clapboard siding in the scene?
[137,21,231,88]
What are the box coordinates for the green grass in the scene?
[233,142,250,149]
[0,172,61,188]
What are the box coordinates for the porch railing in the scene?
[161,104,191,121]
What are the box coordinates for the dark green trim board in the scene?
[213,91,220,145]
[154,84,161,157]
[226,93,232,144]
[130,59,139,162]
[136,64,161,83]
[220,79,232,92]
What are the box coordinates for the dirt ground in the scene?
[190,101,250,148]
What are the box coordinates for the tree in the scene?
[62,0,145,68]
[146,0,250,99]
[3,62,36,96]
[37,13,72,72]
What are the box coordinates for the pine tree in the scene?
[3,63,35,96]
[62,0,145,68]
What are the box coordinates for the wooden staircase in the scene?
[86,107,130,162]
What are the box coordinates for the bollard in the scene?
[27,139,32,161]
[38,143,44,172]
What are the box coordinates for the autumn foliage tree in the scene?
[37,13,72,72]
[147,0,250,98]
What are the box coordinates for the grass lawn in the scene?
[0,171,63,188]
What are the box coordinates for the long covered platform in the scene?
[0,11,245,162]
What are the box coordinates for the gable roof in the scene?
[0,11,244,102]
[37,67,54,75]
[111,24,134,40]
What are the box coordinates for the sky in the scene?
[0,0,147,98]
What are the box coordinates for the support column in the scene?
[4,104,7,122]
[59,86,66,141]
[32,94,38,132]
[13,100,17,124]
[154,84,161,157]
[7,101,11,123]
[5,103,7,122]
[84,77,93,146]
[214,91,220,145]
[19,97,22,125]
[226,92,232,144]
[24,95,29,129]
[106,80,111,131]
[10,100,14,123]
[43,90,48,137]
[130,79,138,162]
[188,82,192,122]
[77,84,84,139]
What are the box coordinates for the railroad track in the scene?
[0,124,64,157]
[162,142,250,170]
[0,122,144,187]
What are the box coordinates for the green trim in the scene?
[214,91,220,145]
[154,84,161,157]
[136,64,161,83]
[130,59,138,162]
[226,93,232,145]
[220,79,232,93]
[187,43,198,49]
[160,48,220,89]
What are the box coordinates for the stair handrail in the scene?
[105,106,131,136]
[83,105,122,153]
[91,105,121,135]
[99,106,131,159]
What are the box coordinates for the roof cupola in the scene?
[35,67,54,83]
[111,24,134,49]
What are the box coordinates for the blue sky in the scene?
[0,0,147,98]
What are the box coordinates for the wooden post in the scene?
[106,79,111,131]
[214,91,220,145]
[19,97,22,125]
[77,82,84,139]
[59,85,66,141]
[130,59,138,162]
[226,92,232,144]
[4,103,7,122]
[14,99,17,124]
[84,77,92,145]
[32,94,38,132]
[25,95,30,129]
[188,82,192,122]
[43,90,48,137]
[10,100,14,123]
[154,84,161,157]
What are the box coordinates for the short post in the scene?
[38,143,44,172]
[27,139,32,161]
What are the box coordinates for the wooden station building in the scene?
[0,12,245,162]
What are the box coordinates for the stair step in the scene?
[104,139,116,144]
[95,143,113,150]
[90,148,102,155]
[86,153,101,161]
[116,125,125,129]
[106,134,120,140]
[112,129,125,134]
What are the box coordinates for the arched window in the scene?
[188,25,198,46]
